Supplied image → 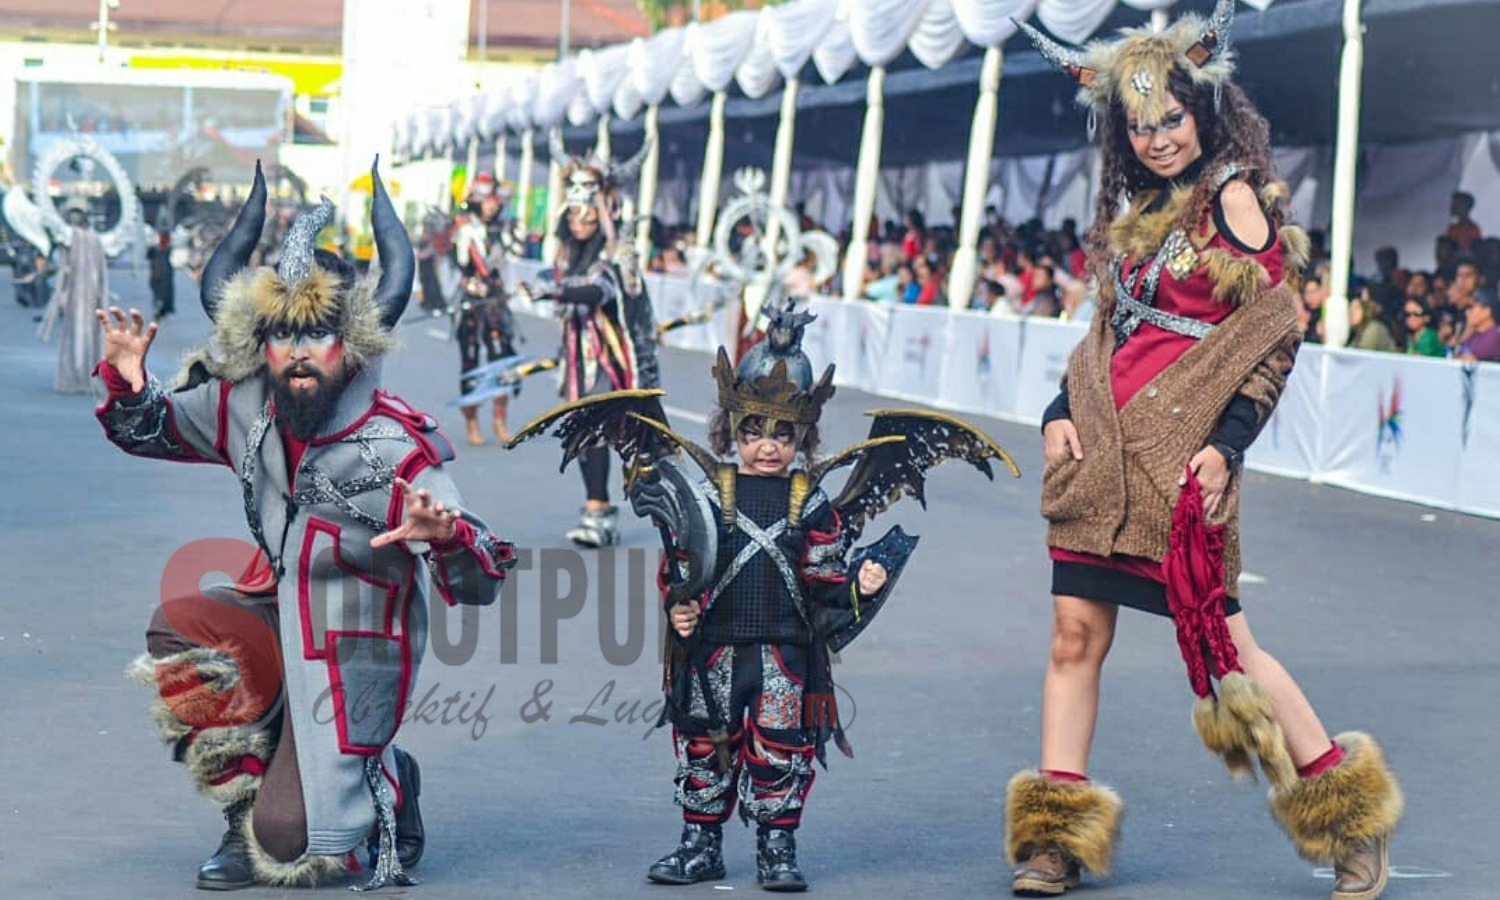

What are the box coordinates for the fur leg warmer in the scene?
[240,814,349,888]
[1192,671,1297,790]
[1269,732,1404,864]
[1004,771,1124,875]
[127,650,275,807]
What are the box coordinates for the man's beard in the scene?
[269,366,342,441]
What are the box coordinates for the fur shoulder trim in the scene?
[1109,185,1195,259]
[1280,224,1311,275]
[1200,248,1271,306]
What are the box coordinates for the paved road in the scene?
[2,270,1495,899]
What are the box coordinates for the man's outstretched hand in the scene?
[96,306,157,393]
[372,477,461,548]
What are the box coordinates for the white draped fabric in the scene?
[736,14,783,99]
[952,0,1037,46]
[765,0,840,79]
[567,92,595,128]
[813,17,858,85]
[580,45,630,114]
[908,0,968,70]
[849,0,931,68]
[506,76,537,132]
[1037,0,1122,44]
[613,80,644,121]
[669,25,709,107]
[533,59,580,129]
[629,28,688,105]
[691,10,760,92]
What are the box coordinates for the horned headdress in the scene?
[1016,0,1238,133]
[183,159,414,385]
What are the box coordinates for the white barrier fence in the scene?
[506,260,1500,519]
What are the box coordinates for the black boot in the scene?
[756,828,808,893]
[647,822,726,885]
[196,799,255,891]
[393,746,425,869]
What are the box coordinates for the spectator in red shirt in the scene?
[901,210,925,261]
[913,253,945,306]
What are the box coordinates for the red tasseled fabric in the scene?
[1163,467,1243,699]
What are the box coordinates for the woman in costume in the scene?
[1006,5,1403,899]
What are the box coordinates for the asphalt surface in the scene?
[2,269,1496,899]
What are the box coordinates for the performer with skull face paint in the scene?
[94,162,517,891]
[533,136,659,547]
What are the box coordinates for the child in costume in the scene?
[509,299,1018,891]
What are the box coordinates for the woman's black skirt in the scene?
[1051,560,1241,618]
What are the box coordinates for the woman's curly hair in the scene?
[1086,69,1288,294]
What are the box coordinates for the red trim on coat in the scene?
[324,628,412,756]
[92,361,223,466]
[213,380,233,463]
[297,517,406,661]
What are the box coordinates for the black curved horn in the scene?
[369,157,414,329]
[199,160,266,322]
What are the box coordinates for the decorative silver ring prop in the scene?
[32,134,141,258]
[690,167,839,326]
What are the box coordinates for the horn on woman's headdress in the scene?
[1194,0,1238,64]
[368,159,414,329]
[549,129,573,165]
[609,136,653,185]
[276,197,334,289]
[199,161,267,322]
[1013,19,1095,85]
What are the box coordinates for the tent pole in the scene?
[696,90,728,250]
[543,126,564,263]
[464,136,479,196]
[764,75,800,259]
[948,46,1003,309]
[494,131,508,184]
[635,103,661,262]
[517,127,535,239]
[1326,0,1364,349]
[841,65,886,303]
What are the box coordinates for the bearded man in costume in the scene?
[95,162,516,891]
[531,136,659,547]
[1003,5,1403,898]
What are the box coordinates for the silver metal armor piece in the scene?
[629,456,719,601]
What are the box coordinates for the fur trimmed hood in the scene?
[174,267,396,388]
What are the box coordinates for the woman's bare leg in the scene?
[1040,595,1119,774]
[1225,611,1333,767]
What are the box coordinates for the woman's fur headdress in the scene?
[182,160,413,385]
[1017,0,1238,133]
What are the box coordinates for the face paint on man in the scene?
[264,324,349,440]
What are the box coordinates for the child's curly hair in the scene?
[708,409,821,464]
